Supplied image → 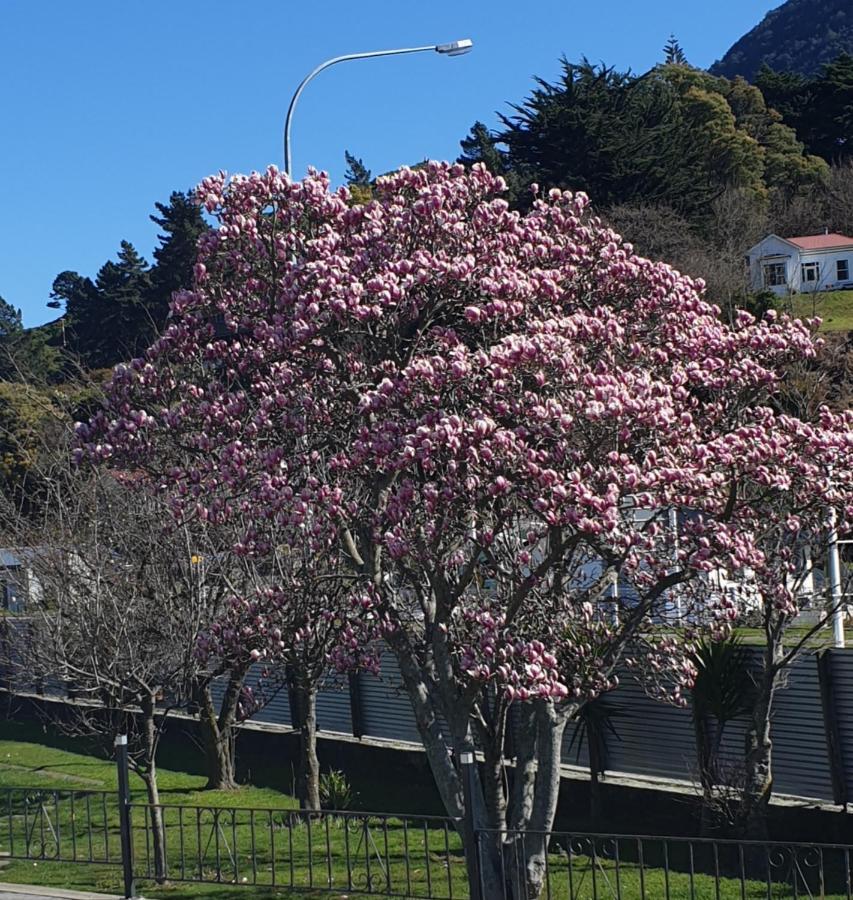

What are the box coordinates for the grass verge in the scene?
[0,719,847,898]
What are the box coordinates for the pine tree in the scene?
[498,59,720,214]
[57,243,151,368]
[458,122,522,204]
[344,152,372,186]
[148,191,208,324]
[344,152,373,204]
[757,54,853,163]
[805,53,853,162]
[93,241,151,365]
[663,34,688,65]
[0,296,22,338]
[51,270,100,365]
[458,122,506,171]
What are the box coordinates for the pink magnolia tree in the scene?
[77,162,852,897]
[697,407,853,838]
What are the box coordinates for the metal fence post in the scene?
[115,734,136,899]
[460,748,483,900]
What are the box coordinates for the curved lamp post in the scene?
[283,39,474,177]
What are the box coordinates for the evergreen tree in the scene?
[758,54,853,163]
[0,295,22,339]
[497,59,720,214]
[344,152,372,186]
[804,52,853,161]
[489,57,827,217]
[344,152,373,204]
[55,244,151,369]
[50,270,100,365]
[93,241,151,364]
[754,63,810,123]
[663,34,688,65]
[458,121,523,204]
[148,191,208,324]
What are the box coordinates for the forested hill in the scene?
[711,0,853,80]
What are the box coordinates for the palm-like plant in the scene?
[567,697,623,827]
[690,635,753,832]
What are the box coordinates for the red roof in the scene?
[786,233,853,250]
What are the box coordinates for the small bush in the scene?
[319,769,356,811]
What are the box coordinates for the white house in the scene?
[746,232,853,295]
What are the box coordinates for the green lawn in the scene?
[789,289,853,331]
[0,720,847,898]
[734,621,834,647]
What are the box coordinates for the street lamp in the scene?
[283,39,474,177]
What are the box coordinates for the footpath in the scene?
[0,885,119,900]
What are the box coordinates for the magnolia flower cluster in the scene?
[453,600,621,702]
[77,161,853,707]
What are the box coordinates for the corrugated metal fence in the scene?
[223,647,850,805]
[2,623,851,804]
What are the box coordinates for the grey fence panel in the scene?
[242,664,292,728]
[248,684,291,726]
[358,653,422,744]
[208,667,350,734]
[316,671,353,735]
[596,677,698,782]
[560,712,591,770]
[768,654,835,800]
[825,649,853,795]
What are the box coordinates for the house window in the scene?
[838,259,850,281]
[762,263,786,287]
[801,262,820,284]
[3,581,22,613]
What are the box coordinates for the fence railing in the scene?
[3,742,853,899]
[0,787,123,867]
[479,828,853,899]
[130,803,465,897]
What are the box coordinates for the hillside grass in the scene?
[788,289,853,331]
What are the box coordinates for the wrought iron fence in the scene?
[0,786,123,867]
[3,747,853,899]
[478,828,853,899]
[130,803,466,897]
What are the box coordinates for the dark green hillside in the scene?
[711,0,853,80]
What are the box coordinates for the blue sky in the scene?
[1,0,779,327]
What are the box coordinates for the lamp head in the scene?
[436,38,473,57]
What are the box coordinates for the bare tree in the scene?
[0,457,200,882]
[0,419,274,878]
[606,190,766,323]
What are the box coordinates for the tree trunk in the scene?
[142,770,168,884]
[295,682,321,811]
[391,622,577,900]
[387,633,464,819]
[740,682,776,840]
[587,716,605,830]
[387,635,512,895]
[739,635,784,842]
[196,676,241,791]
[140,696,167,884]
[501,701,572,899]
[519,702,569,899]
